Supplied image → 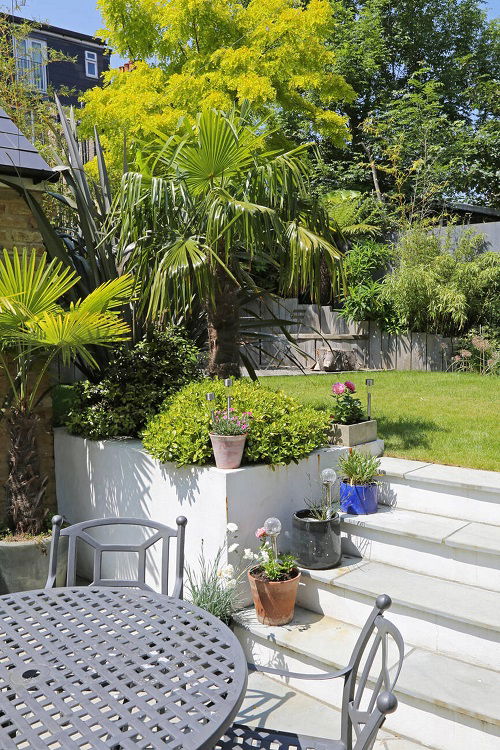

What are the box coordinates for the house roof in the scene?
[0,107,58,183]
[5,14,107,47]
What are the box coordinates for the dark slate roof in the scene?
[0,107,58,182]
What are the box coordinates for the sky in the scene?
[7,0,500,67]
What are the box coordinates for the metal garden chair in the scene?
[45,515,187,597]
[215,595,404,750]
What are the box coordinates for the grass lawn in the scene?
[260,371,500,471]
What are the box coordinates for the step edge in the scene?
[380,470,500,496]
[341,514,500,556]
[234,611,500,727]
[301,562,500,633]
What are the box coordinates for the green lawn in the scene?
[259,371,500,471]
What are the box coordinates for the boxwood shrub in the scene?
[65,328,201,440]
[142,379,330,466]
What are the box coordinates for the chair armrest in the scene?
[248,662,351,681]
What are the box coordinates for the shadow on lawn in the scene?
[377,416,447,449]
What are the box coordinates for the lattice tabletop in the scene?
[0,587,248,750]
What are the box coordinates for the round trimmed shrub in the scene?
[65,328,201,440]
[142,379,331,466]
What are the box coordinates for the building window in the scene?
[85,50,98,78]
[14,37,47,93]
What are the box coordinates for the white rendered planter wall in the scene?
[54,429,349,597]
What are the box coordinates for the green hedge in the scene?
[142,380,330,466]
[65,328,201,440]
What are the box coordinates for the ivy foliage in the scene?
[65,328,201,440]
[142,380,330,466]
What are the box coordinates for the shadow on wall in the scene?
[73,438,207,590]
[376,416,447,450]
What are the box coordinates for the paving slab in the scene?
[341,507,468,545]
[379,458,431,478]
[399,649,500,726]
[299,554,368,585]
[323,561,500,632]
[401,463,500,494]
[239,671,432,749]
[234,605,408,670]
[444,522,500,555]
[236,608,500,729]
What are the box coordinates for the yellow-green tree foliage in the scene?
[81,0,355,163]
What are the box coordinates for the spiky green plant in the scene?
[0,249,132,535]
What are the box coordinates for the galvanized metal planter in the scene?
[292,510,342,569]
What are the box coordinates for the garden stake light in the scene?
[224,378,233,419]
[365,378,374,419]
[264,517,282,556]
[206,392,216,423]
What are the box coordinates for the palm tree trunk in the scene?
[206,265,241,379]
[6,407,47,536]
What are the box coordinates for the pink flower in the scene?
[332,382,346,395]
[255,527,267,539]
[344,380,356,393]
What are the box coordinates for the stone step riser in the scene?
[380,478,500,526]
[235,626,500,750]
[296,579,500,671]
[341,526,500,592]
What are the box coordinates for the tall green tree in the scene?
[79,0,355,167]
[114,105,343,378]
[317,0,500,205]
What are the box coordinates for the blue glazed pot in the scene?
[340,481,378,515]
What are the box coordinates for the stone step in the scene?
[234,607,500,750]
[239,670,432,749]
[297,559,500,670]
[340,506,500,591]
[378,458,500,526]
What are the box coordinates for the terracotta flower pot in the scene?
[210,433,247,469]
[248,568,301,626]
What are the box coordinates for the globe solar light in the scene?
[264,517,281,555]
[321,468,337,507]
[365,378,374,419]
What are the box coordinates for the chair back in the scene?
[341,595,404,750]
[46,515,187,597]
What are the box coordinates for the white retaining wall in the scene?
[54,429,346,596]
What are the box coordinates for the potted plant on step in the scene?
[209,408,252,469]
[338,450,381,515]
[248,517,300,626]
[292,468,342,569]
[0,249,132,593]
[329,380,377,447]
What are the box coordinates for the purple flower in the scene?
[344,381,356,393]
[332,382,346,395]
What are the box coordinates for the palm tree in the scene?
[0,249,132,535]
[115,105,344,378]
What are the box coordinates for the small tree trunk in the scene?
[6,407,47,536]
[206,265,241,379]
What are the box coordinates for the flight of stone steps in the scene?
[234,457,500,750]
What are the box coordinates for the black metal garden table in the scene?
[0,587,248,750]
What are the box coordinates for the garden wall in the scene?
[54,428,347,599]
[245,297,454,372]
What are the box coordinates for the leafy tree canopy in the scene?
[80,0,355,163]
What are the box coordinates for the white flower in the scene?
[225,579,237,590]
[228,543,239,553]
[227,523,238,533]
[218,564,235,580]
[243,548,254,560]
